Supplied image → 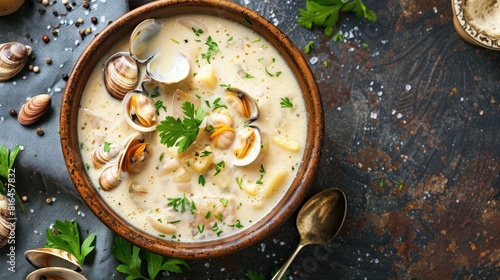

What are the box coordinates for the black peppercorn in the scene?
[36,128,44,136]
[9,108,17,117]
[91,16,98,24]
[42,35,50,43]
[62,74,69,81]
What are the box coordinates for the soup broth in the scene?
[78,14,307,242]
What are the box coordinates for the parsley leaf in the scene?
[0,144,20,181]
[45,220,96,265]
[156,101,206,153]
[154,100,167,116]
[298,0,377,37]
[304,41,314,53]
[112,235,189,280]
[280,97,294,108]
[201,36,220,64]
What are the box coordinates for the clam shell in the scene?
[24,248,83,272]
[122,90,157,132]
[99,164,123,191]
[233,126,262,166]
[26,267,88,280]
[17,94,51,125]
[225,88,259,122]
[146,53,190,85]
[129,19,162,63]
[104,52,139,100]
[0,42,27,82]
[92,142,121,169]
[0,194,15,249]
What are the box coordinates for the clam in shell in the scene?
[122,90,157,132]
[146,53,190,85]
[104,52,139,100]
[25,248,83,272]
[0,42,27,82]
[224,88,259,123]
[233,126,262,167]
[26,267,88,280]
[0,194,15,249]
[17,94,51,125]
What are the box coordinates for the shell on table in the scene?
[0,194,15,249]
[0,42,28,82]
[103,52,140,100]
[24,248,83,272]
[25,267,88,280]
[17,94,51,125]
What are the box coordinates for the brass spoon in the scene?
[271,188,347,280]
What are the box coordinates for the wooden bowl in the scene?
[60,0,323,259]
[451,0,500,50]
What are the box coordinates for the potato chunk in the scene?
[261,169,288,197]
[272,135,300,152]
[195,64,218,89]
[185,146,214,174]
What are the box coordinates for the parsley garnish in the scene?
[236,177,243,189]
[167,194,196,214]
[280,97,294,108]
[201,36,220,64]
[0,144,26,214]
[333,31,344,42]
[112,235,189,280]
[103,141,111,152]
[298,0,377,37]
[212,222,223,236]
[228,220,243,228]
[154,100,167,116]
[200,150,212,157]
[256,164,267,185]
[245,73,255,79]
[211,97,228,111]
[156,101,206,153]
[304,41,314,53]
[213,161,226,176]
[220,83,232,91]
[198,175,206,186]
[197,224,205,233]
[192,27,203,36]
[220,197,229,207]
[215,213,223,222]
[45,220,96,265]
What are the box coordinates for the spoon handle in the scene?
[271,243,307,280]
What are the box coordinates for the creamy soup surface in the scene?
[78,14,308,242]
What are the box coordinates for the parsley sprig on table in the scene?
[45,220,96,265]
[112,235,189,280]
[298,0,377,37]
[0,144,25,214]
[156,101,206,153]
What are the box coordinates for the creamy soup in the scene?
[78,14,307,242]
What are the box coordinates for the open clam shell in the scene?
[233,125,262,166]
[25,248,83,272]
[104,52,140,100]
[26,267,88,280]
[129,19,162,63]
[122,90,157,132]
[146,53,190,85]
[0,42,27,82]
[225,88,259,122]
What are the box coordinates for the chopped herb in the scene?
[393,180,404,190]
[379,178,385,188]
[205,211,211,219]
[220,197,229,207]
[251,38,261,43]
[276,71,282,77]
[150,90,161,98]
[265,67,282,77]
[159,152,165,161]
[0,144,25,214]
[79,142,84,149]
[228,220,243,228]
[362,42,369,48]
[168,220,181,224]
[323,60,328,67]
[85,163,90,170]
[200,150,212,158]
[167,194,196,214]
[154,100,167,115]
[280,97,294,108]
[220,83,232,91]
[256,164,267,185]
[157,218,163,223]
[333,32,344,42]
[157,101,206,153]
[192,27,203,36]
[212,222,223,236]
[304,41,314,53]
[241,18,251,25]
[298,0,377,37]
[198,175,206,186]
[103,141,110,152]
[245,73,255,79]
[211,97,228,111]
[228,36,233,41]
[197,224,205,233]
[236,177,243,189]
[201,36,220,64]
[158,234,166,238]
[213,161,226,176]
[170,38,180,44]
[215,213,223,222]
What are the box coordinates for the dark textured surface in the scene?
[1,0,499,279]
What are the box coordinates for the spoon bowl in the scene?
[272,188,347,280]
